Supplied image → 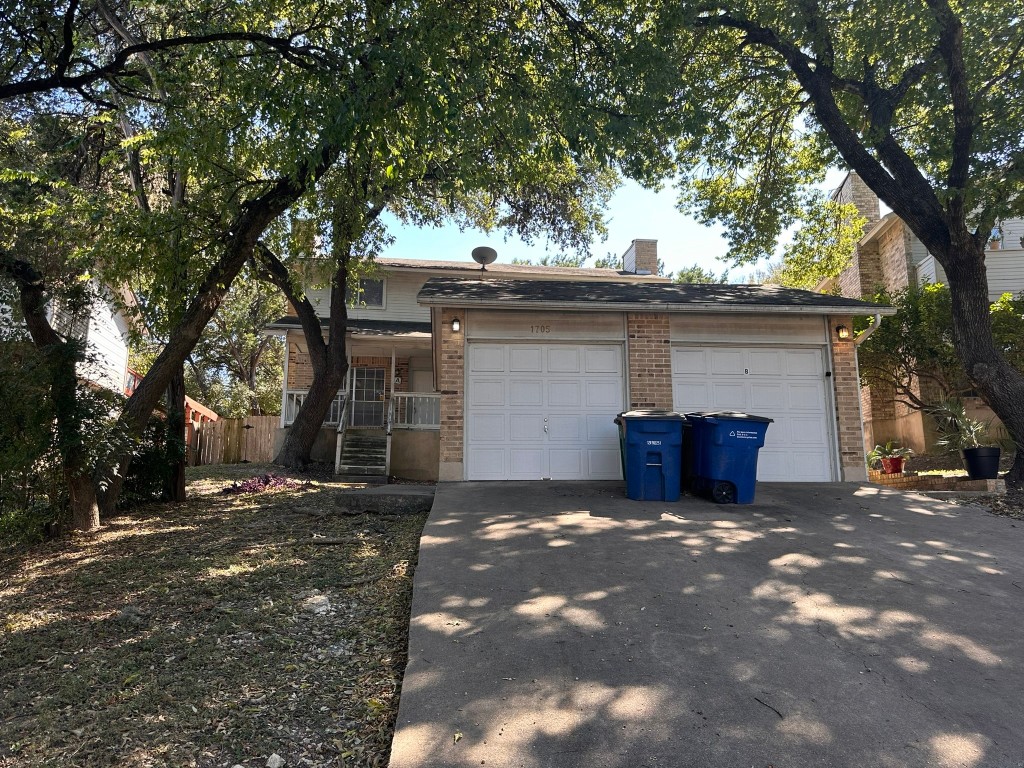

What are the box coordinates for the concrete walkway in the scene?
[389,482,1024,768]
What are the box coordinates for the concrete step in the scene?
[334,474,389,485]
[337,463,386,475]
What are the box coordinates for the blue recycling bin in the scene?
[686,412,773,504]
[614,410,684,501]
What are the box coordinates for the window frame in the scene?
[347,277,386,310]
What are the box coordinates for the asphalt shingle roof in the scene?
[265,317,432,335]
[416,278,895,314]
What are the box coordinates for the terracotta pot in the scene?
[880,457,905,474]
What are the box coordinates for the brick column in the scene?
[830,315,868,481]
[438,308,466,481]
[626,313,673,409]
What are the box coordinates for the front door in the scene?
[351,367,386,427]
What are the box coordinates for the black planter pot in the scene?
[963,446,1001,480]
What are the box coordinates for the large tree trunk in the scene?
[67,471,100,531]
[942,241,1024,485]
[275,365,347,467]
[163,363,187,501]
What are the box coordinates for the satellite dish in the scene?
[471,246,498,270]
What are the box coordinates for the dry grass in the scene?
[0,465,429,767]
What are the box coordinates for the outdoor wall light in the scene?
[451,318,461,333]
[836,325,851,340]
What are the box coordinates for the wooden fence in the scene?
[190,415,278,466]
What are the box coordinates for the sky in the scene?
[379,170,851,282]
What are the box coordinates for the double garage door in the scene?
[466,343,624,480]
[464,341,835,482]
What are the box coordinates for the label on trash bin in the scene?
[729,430,761,440]
[646,440,662,446]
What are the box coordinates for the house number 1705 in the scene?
[531,325,551,333]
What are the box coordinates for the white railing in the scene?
[284,390,346,426]
[391,393,441,429]
[334,397,352,475]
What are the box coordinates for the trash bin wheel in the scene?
[711,481,736,504]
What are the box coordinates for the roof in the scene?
[417,278,895,315]
[264,317,432,336]
[858,212,902,247]
[368,257,669,282]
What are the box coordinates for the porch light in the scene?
[835,325,851,340]
[452,318,461,333]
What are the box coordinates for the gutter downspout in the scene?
[855,314,884,346]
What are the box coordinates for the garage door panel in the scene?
[510,449,544,478]
[749,349,784,376]
[469,449,506,479]
[468,412,506,442]
[510,415,544,441]
[586,414,617,442]
[547,415,582,441]
[585,346,622,374]
[548,449,583,478]
[673,345,834,482]
[588,449,622,479]
[587,380,623,408]
[510,346,543,372]
[710,349,746,375]
[509,379,543,407]
[547,346,580,373]
[788,382,825,410]
[785,349,824,376]
[673,347,708,375]
[471,345,506,372]
[548,380,582,407]
[469,379,505,407]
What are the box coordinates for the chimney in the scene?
[622,239,658,275]
[831,171,880,228]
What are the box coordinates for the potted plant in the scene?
[927,399,1001,480]
[867,440,913,474]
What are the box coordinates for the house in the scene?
[2,279,135,396]
[269,239,892,484]
[827,172,1024,452]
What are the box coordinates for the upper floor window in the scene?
[348,278,384,308]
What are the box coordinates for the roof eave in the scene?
[417,297,896,316]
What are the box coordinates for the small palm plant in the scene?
[866,440,913,474]
[927,398,990,451]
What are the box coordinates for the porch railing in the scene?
[284,389,346,426]
[391,392,441,429]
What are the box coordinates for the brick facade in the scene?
[829,315,868,481]
[626,313,673,409]
[438,308,466,481]
[286,336,409,397]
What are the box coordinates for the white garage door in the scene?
[672,346,834,482]
[466,343,625,480]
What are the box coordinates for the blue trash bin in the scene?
[686,412,773,504]
[614,410,684,501]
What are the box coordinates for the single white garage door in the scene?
[466,343,624,480]
[672,346,834,481]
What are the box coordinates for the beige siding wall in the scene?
[303,272,431,322]
[670,314,826,344]
[82,296,129,393]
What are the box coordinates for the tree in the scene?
[511,254,589,267]
[259,3,617,467]
[559,0,1024,483]
[673,264,730,284]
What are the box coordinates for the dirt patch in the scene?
[0,465,430,767]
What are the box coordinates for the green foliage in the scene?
[510,254,588,268]
[866,440,913,468]
[120,417,172,507]
[927,399,995,452]
[673,264,729,284]
[771,198,866,290]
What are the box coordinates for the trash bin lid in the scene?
[617,409,685,419]
[700,411,774,423]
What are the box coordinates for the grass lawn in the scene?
[0,465,429,767]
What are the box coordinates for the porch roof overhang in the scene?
[264,316,432,338]
[417,278,896,316]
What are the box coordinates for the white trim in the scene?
[421,297,896,315]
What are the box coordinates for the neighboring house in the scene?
[826,172,1024,452]
[2,280,135,396]
[268,239,892,484]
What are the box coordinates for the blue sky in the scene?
[380,170,850,281]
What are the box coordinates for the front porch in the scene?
[279,327,440,479]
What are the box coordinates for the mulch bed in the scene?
[0,465,430,767]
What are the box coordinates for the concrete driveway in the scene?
[389,482,1024,768]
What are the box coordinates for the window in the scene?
[348,278,384,308]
